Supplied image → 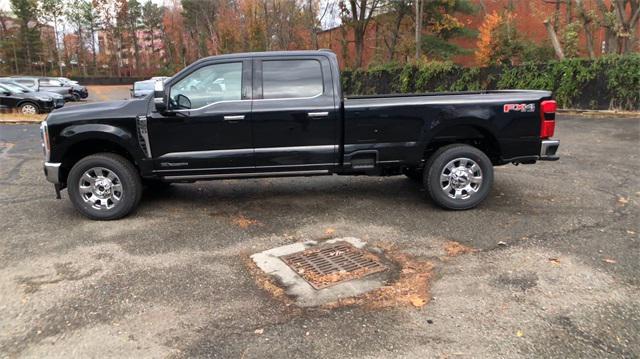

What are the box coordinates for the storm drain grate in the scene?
[280,242,388,289]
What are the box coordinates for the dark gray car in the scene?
[11,77,74,101]
[0,79,65,108]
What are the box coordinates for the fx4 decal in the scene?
[504,103,536,113]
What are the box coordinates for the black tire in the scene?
[72,92,81,101]
[68,153,142,220]
[424,144,493,210]
[403,168,423,182]
[19,102,39,115]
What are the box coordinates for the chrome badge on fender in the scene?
[504,103,536,113]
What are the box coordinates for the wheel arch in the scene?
[423,122,502,165]
[17,100,40,111]
[58,130,139,184]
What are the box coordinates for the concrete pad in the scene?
[250,237,391,307]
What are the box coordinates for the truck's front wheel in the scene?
[424,144,493,210]
[67,153,142,220]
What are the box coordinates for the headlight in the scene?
[37,96,52,101]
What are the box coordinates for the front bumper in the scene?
[44,162,61,184]
[540,139,560,161]
[54,98,64,108]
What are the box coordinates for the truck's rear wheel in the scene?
[424,144,493,210]
[67,153,142,220]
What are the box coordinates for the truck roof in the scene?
[195,49,337,63]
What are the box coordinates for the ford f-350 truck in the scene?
[40,50,559,220]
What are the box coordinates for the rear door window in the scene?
[262,60,323,99]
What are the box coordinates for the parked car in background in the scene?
[11,76,75,101]
[0,79,64,109]
[130,80,155,98]
[55,77,89,100]
[56,77,79,85]
[0,83,55,114]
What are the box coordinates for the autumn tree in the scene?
[80,0,100,73]
[339,0,383,68]
[39,0,64,75]
[10,0,41,73]
[379,0,411,61]
[596,0,640,54]
[141,0,164,71]
[475,11,502,66]
[125,0,142,72]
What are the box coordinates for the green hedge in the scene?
[341,54,640,111]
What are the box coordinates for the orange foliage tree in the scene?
[474,11,502,66]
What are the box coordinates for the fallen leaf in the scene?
[231,214,259,229]
[617,197,629,205]
[409,295,426,308]
[548,257,561,265]
[516,330,524,337]
[627,230,636,235]
[497,241,507,246]
[602,258,617,264]
[324,228,336,235]
[254,328,264,335]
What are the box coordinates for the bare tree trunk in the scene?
[51,15,64,76]
[387,3,406,61]
[91,28,97,74]
[575,0,595,58]
[12,38,19,74]
[415,0,423,60]
[544,19,565,59]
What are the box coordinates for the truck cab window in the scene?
[169,62,242,110]
[262,60,323,99]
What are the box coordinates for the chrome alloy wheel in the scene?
[78,167,123,210]
[440,157,483,200]
[21,104,37,115]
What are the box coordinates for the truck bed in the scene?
[342,90,553,168]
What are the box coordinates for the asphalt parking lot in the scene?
[0,114,638,358]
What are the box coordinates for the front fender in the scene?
[50,123,141,163]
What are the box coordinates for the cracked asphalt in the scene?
[0,114,638,358]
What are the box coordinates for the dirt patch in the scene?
[0,112,46,123]
[324,246,434,309]
[444,241,477,257]
[241,255,298,309]
[16,262,102,294]
[246,240,435,310]
[230,214,260,229]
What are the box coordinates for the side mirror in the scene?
[153,79,167,113]
[175,94,191,109]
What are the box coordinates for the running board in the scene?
[162,170,330,181]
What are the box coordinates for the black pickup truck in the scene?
[41,50,559,220]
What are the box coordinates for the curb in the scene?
[558,109,640,118]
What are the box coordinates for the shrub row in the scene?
[341,54,640,111]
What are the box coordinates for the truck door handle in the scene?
[307,112,329,118]
[223,115,245,121]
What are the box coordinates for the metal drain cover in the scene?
[280,241,388,289]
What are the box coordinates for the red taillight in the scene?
[540,100,556,138]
